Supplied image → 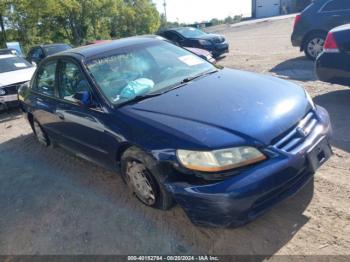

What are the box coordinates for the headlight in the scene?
[177,147,266,172]
[0,88,6,96]
[305,90,315,109]
[198,39,212,46]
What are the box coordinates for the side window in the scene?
[59,61,91,102]
[322,0,350,12]
[166,32,183,43]
[34,62,57,96]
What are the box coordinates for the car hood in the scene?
[122,69,310,148]
[0,67,36,87]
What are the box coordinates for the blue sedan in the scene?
[18,36,333,227]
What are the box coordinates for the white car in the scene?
[0,54,36,110]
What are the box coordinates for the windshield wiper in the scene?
[180,69,219,84]
[151,69,219,96]
[118,93,164,107]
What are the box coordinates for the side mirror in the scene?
[73,91,91,106]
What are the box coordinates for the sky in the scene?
[153,0,252,24]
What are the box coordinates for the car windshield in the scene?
[86,41,216,105]
[175,28,207,38]
[0,55,33,73]
[44,44,71,55]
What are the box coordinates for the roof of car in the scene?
[160,27,194,33]
[54,36,163,59]
[332,23,350,33]
[30,43,70,49]
[43,43,70,47]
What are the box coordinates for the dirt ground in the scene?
[0,17,349,257]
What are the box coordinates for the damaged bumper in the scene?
[165,106,332,227]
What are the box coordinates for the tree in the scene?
[210,18,222,26]
[1,0,161,51]
[0,1,7,46]
[224,16,234,24]
[111,0,160,38]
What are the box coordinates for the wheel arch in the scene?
[27,112,34,129]
[115,142,133,163]
[301,29,328,51]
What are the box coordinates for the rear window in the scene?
[0,56,33,73]
[43,44,72,55]
[322,0,350,12]
[175,28,207,38]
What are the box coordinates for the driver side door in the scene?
[54,58,119,168]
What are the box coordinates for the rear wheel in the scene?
[32,120,50,147]
[121,147,174,210]
[304,33,326,60]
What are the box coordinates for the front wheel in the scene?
[121,147,174,210]
[304,33,326,60]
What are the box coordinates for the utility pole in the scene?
[163,0,167,22]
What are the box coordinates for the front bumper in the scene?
[291,32,303,48]
[211,42,229,57]
[165,106,332,227]
[316,52,350,85]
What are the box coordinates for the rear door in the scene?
[320,0,350,30]
[30,60,63,141]
[54,58,119,168]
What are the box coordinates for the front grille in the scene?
[273,111,318,152]
[0,82,25,95]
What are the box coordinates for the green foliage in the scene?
[0,0,161,53]
[223,15,242,25]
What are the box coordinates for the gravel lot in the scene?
[0,17,349,257]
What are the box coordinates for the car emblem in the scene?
[296,127,308,138]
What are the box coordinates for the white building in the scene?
[252,0,304,18]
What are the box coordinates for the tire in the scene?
[121,146,174,210]
[303,33,326,61]
[32,119,50,147]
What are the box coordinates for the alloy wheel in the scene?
[307,37,325,59]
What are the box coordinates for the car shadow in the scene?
[0,108,22,124]
[0,134,313,256]
[314,89,350,153]
[270,56,316,82]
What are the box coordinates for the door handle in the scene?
[56,112,65,120]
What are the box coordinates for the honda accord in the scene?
[19,36,332,227]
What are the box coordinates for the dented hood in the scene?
[123,69,310,148]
